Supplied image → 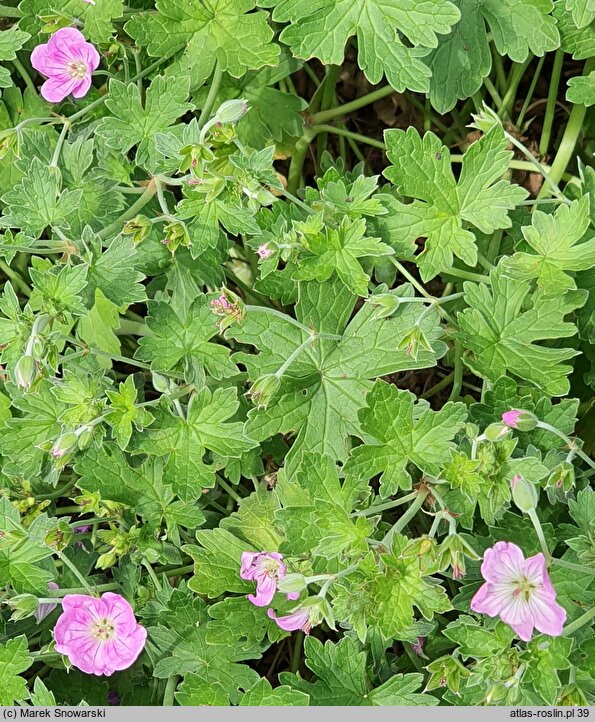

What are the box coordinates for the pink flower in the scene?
[257,244,273,260]
[82,0,96,4]
[31,27,100,103]
[53,593,147,676]
[267,607,313,634]
[502,410,522,428]
[410,636,425,657]
[35,582,59,623]
[240,551,298,607]
[471,542,566,642]
[210,293,231,312]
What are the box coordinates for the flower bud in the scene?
[469,104,501,134]
[38,12,73,34]
[122,215,151,244]
[45,521,72,551]
[14,354,37,391]
[484,422,511,442]
[501,409,538,431]
[215,99,250,125]
[426,655,469,694]
[438,533,479,580]
[511,474,539,513]
[161,221,191,254]
[0,129,19,160]
[210,289,245,332]
[277,573,307,596]
[151,372,171,394]
[50,431,78,459]
[7,594,39,622]
[397,326,433,361]
[368,293,400,320]
[546,462,575,493]
[247,374,281,410]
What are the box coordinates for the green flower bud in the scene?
[511,474,539,513]
[426,655,469,694]
[44,520,72,551]
[397,326,433,361]
[50,431,79,459]
[14,354,37,391]
[484,422,511,442]
[215,99,250,125]
[38,13,73,34]
[368,293,401,320]
[0,128,19,160]
[277,573,307,596]
[151,372,171,394]
[546,462,575,493]
[247,374,281,410]
[161,221,191,254]
[122,214,151,244]
[7,594,39,621]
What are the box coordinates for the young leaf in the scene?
[104,375,154,450]
[502,196,595,295]
[565,0,595,27]
[383,126,527,280]
[457,266,585,396]
[240,679,309,706]
[0,637,33,706]
[567,71,595,106]
[343,381,467,497]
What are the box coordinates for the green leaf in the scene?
[280,636,436,705]
[29,678,57,706]
[136,296,238,386]
[104,375,154,450]
[428,0,559,112]
[567,70,595,105]
[0,637,32,706]
[292,217,393,296]
[240,678,309,706]
[457,266,584,396]
[30,262,88,316]
[228,279,446,471]
[555,1,595,58]
[343,381,467,496]
[524,637,573,705]
[444,616,516,657]
[0,27,31,61]
[565,0,595,27]
[77,290,121,370]
[131,387,256,500]
[220,485,283,550]
[383,126,527,280]
[502,197,595,295]
[19,0,124,43]
[84,231,147,307]
[125,0,280,87]
[0,157,83,238]
[176,675,229,706]
[95,76,193,170]
[185,528,252,598]
[262,0,460,93]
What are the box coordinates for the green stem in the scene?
[287,129,315,194]
[143,560,162,591]
[562,606,595,637]
[483,77,503,109]
[311,123,385,150]
[316,66,340,162]
[36,480,76,501]
[382,491,429,545]
[421,372,454,400]
[552,558,595,576]
[352,491,418,517]
[49,120,70,170]
[0,259,31,296]
[46,582,119,597]
[217,476,242,504]
[539,50,564,157]
[311,86,395,124]
[223,267,274,307]
[537,56,595,199]
[12,57,38,96]
[388,258,457,326]
[290,631,304,672]
[198,63,223,127]
[444,268,491,284]
[500,59,531,119]
[274,336,315,378]
[491,46,507,97]
[98,180,156,240]
[536,421,595,469]
[527,509,551,562]
[517,56,546,129]
[55,552,95,595]
[163,676,178,707]
[155,563,195,576]
[448,340,463,401]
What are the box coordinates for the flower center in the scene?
[512,576,538,600]
[262,559,282,578]
[67,60,87,79]
[91,617,115,641]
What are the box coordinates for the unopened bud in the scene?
[277,573,307,595]
[7,594,39,622]
[122,215,151,244]
[215,99,249,125]
[50,431,78,459]
[162,221,191,254]
[501,409,538,431]
[511,474,539,513]
[15,354,37,391]
[151,372,171,394]
[368,293,400,320]
[0,129,19,160]
[397,326,433,361]
[546,462,575,493]
[247,374,281,410]
[484,422,511,442]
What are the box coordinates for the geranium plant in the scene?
[0,0,593,708]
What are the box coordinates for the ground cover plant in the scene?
[0,0,594,708]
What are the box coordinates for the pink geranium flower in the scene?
[267,607,313,634]
[240,551,298,607]
[53,593,147,676]
[471,542,566,642]
[31,27,100,103]
[257,244,273,259]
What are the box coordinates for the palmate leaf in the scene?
[95,76,193,171]
[565,0,595,26]
[502,196,595,295]
[555,0,595,58]
[383,125,527,281]
[0,637,32,706]
[19,0,124,44]
[280,636,437,706]
[456,266,585,396]
[567,71,595,105]
[125,0,279,88]
[428,0,559,112]
[343,381,467,497]
[260,0,460,93]
[130,387,256,500]
[135,295,238,386]
[227,278,446,472]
